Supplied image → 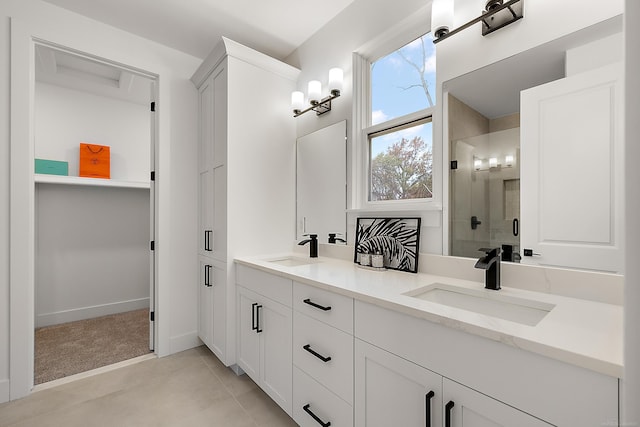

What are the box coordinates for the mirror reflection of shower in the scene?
[450,126,521,262]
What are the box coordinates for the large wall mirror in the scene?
[296,120,347,243]
[445,18,623,273]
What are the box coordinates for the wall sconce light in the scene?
[504,155,514,166]
[489,157,498,168]
[292,68,343,117]
[432,0,524,44]
[474,159,483,170]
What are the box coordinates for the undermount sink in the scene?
[266,256,315,267]
[404,283,555,326]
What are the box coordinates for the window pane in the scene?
[369,120,433,201]
[371,33,436,125]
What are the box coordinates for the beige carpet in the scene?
[35,308,150,384]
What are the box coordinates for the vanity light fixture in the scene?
[432,0,524,44]
[489,157,498,168]
[505,154,514,166]
[292,68,343,117]
[474,158,483,170]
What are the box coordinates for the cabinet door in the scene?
[236,286,260,382]
[260,295,293,416]
[197,258,213,349]
[443,379,553,427]
[520,63,623,273]
[198,169,213,255]
[355,339,442,427]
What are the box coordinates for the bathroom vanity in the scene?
[234,254,621,427]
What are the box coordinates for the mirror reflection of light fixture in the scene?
[292,68,343,117]
[505,154,514,166]
[489,157,498,168]
[474,158,483,170]
[432,0,524,44]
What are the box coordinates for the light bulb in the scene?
[308,80,322,104]
[291,91,304,112]
[328,68,343,95]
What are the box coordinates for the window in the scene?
[357,32,436,206]
[369,118,433,201]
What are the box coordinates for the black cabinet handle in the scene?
[425,390,435,427]
[256,304,263,333]
[303,403,331,427]
[512,218,519,236]
[303,344,332,362]
[251,303,258,331]
[445,400,455,427]
[303,298,332,311]
[204,265,212,287]
[204,230,212,251]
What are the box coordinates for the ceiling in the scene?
[41,0,357,60]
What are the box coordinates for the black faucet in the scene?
[328,233,346,244]
[475,247,502,290]
[298,234,318,258]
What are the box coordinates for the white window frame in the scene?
[351,5,441,213]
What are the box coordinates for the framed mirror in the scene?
[444,21,624,273]
[296,120,347,243]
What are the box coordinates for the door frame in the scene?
[9,24,159,398]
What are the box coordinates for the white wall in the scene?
[34,82,150,182]
[35,185,150,327]
[0,0,200,401]
[624,0,640,422]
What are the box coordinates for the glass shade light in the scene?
[489,157,498,168]
[474,159,482,170]
[291,91,304,112]
[328,68,343,95]
[431,0,454,40]
[308,80,322,104]
[505,154,514,166]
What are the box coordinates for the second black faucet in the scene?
[298,234,318,258]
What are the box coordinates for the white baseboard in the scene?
[0,379,9,404]
[169,331,201,355]
[35,298,150,327]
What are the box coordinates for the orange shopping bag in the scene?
[79,143,110,179]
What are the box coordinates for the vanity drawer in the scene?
[236,264,292,307]
[293,366,353,427]
[293,281,353,333]
[293,310,353,404]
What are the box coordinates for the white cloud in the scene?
[372,110,389,125]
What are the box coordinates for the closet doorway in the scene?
[33,43,157,385]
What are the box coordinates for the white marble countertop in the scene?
[235,253,623,378]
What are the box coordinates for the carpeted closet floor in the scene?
[34,308,150,384]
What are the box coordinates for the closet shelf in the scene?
[35,174,150,189]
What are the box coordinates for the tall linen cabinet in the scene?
[191,38,299,366]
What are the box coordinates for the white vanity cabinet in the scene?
[236,265,293,415]
[355,300,618,427]
[192,37,298,366]
[355,339,442,427]
[292,282,354,427]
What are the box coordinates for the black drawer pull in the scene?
[204,265,212,287]
[303,403,331,427]
[303,298,332,311]
[204,230,212,251]
[303,344,332,362]
[251,303,258,331]
[425,390,435,427]
[256,304,263,333]
[445,400,455,427]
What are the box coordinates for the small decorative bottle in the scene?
[371,251,384,268]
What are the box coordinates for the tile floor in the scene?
[0,346,298,427]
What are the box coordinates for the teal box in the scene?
[35,159,69,176]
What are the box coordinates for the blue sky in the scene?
[370,33,436,157]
